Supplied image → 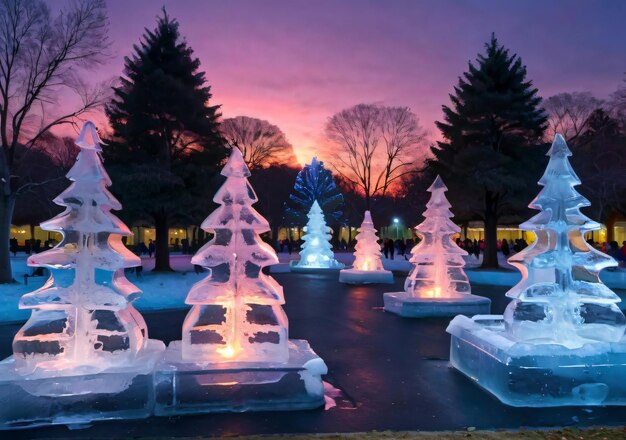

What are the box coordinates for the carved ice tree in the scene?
[404,176,471,298]
[13,122,148,373]
[352,211,384,271]
[503,134,625,347]
[296,201,341,268]
[182,148,288,362]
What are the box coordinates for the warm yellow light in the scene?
[217,345,236,358]
[361,258,373,271]
[423,286,442,298]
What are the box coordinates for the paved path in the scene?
[4,271,626,439]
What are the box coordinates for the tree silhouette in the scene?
[105,8,226,271]
[429,34,547,268]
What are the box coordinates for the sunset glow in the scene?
[58,0,626,165]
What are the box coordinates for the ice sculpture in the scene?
[0,122,164,429]
[339,211,393,284]
[291,200,344,271]
[448,134,626,406]
[154,147,327,415]
[384,176,490,317]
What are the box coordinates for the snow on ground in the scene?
[0,254,204,323]
[0,251,623,324]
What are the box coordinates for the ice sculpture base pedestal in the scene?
[154,339,327,415]
[447,315,626,407]
[383,291,490,317]
[339,269,394,284]
[290,261,345,273]
[0,339,164,430]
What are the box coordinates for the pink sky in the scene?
[74,0,626,165]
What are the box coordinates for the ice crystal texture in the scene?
[404,176,471,299]
[294,201,343,269]
[352,211,384,271]
[503,134,625,348]
[13,122,149,375]
[182,148,288,363]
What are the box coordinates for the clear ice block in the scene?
[448,315,626,406]
[339,269,394,284]
[154,339,327,415]
[0,339,164,429]
[383,291,491,317]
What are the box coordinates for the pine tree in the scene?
[503,135,625,347]
[284,157,344,227]
[404,176,471,298]
[105,8,226,272]
[352,211,384,271]
[429,34,548,269]
[13,122,148,372]
[182,148,288,363]
[294,201,343,269]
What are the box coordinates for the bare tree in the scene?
[543,92,603,144]
[324,103,427,209]
[221,116,297,169]
[35,131,79,169]
[0,0,110,283]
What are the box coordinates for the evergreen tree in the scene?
[182,148,288,362]
[429,34,548,268]
[503,135,625,347]
[284,157,344,228]
[105,8,226,271]
[14,122,148,372]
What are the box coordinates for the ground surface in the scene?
[223,427,626,439]
[3,270,626,439]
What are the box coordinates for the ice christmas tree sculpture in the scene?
[12,122,149,373]
[503,134,625,347]
[154,148,327,415]
[182,147,288,362]
[352,211,383,271]
[405,176,470,298]
[292,201,343,270]
[339,211,392,284]
[447,135,626,407]
[384,176,489,317]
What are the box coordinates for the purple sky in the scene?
[88,0,626,164]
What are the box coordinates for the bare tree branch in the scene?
[543,92,604,145]
[324,103,427,209]
[221,116,297,169]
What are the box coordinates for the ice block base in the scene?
[0,339,165,430]
[447,315,626,407]
[289,261,345,272]
[339,269,394,284]
[154,339,327,415]
[383,291,491,317]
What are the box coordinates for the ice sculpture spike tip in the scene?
[223,147,251,178]
[75,121,103,151]
[546,133,572,157]
[427,175,448,192]
[310,200,322,213]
